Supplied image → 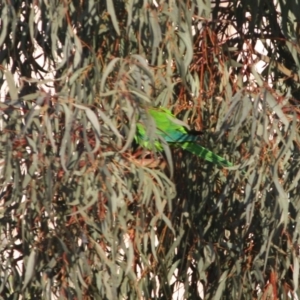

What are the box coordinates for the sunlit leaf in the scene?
[106,0,120,35]
[22,248,37,291]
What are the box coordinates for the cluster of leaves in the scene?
[1,0,300,299]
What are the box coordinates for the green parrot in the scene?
[135,107,232,168]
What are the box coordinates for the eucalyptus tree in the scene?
[0,0,300,299]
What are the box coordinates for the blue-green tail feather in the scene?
[181,142,233,167]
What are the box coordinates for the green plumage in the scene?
[135,107,232,168]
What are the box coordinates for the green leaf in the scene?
[22,248,37,290]
[100,57,120,92]
[5,71,18,101]
[59,103,73,172]
[214,270,228,300]
[106,0,120,35]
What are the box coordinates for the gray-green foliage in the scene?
[0,0,300,299]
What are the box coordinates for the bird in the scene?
[135,107,233,168]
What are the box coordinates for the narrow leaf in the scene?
[22,248,37,290]
[106,0,120,35]
[5,71,18,101]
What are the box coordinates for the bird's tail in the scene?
[181,142,233,167]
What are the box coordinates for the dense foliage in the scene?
[1,0,300,299]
